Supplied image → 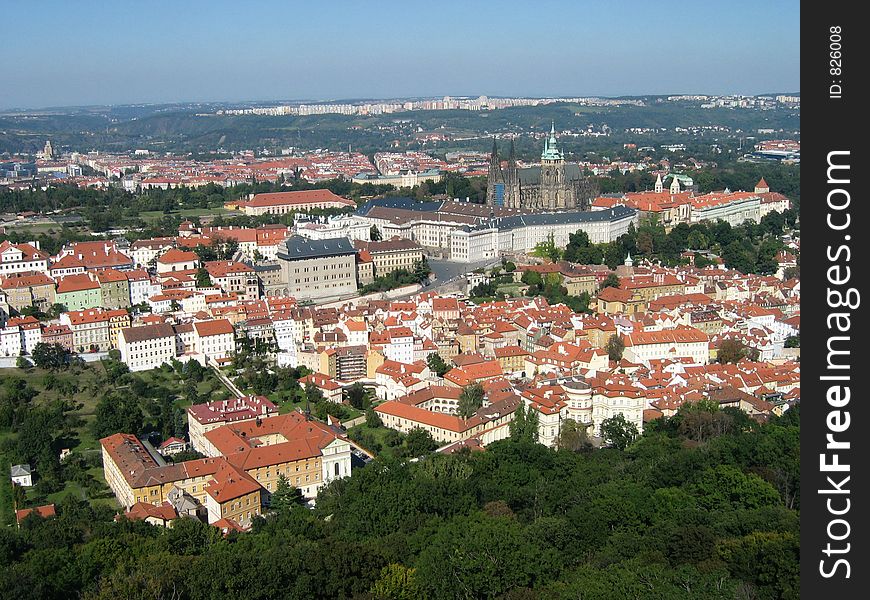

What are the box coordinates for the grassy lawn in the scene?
[137,366,230,405]
[346,422,405,458]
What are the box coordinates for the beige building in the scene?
[100,412,355,525]
[375,394,520,445]
[622,325,709,366]
[275,236,358,301]
[156,248,200,274]
[0,272,56,313]
[60,309,113,352]
[353,238,424,278]
[118,323,177,372]
[187,396,278,453]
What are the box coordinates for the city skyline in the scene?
[1,0,799,110]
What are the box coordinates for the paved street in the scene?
[426,257,499,289]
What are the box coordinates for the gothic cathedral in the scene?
[486,123,595,211]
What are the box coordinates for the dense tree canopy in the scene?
[0,402,801,599]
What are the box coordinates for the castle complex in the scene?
[486,123,596,211]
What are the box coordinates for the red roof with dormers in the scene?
[157,248,199,264]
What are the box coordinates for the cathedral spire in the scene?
[541,121,563,161]
[655,174,663,193]
[491,137,498,159]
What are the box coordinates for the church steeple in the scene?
[670,175,680,194]
[541,121,563,161]
[654,174,663,193]
[486,138,502,207]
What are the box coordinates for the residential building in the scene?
[622,326,709,366]
[118,323,177,371]
[55,273,102,311]
[0,241,49,276]
[192,319,236,363]
[0,271,56,313]
[205,261,259,301]
[41,323,74,352]
[156,248,200,274]
[60,309,113,352]
[95,269,131,309]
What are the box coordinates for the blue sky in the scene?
[0,0,799,109]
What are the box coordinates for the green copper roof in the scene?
[541,121,563,161]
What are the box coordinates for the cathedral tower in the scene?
[485,138,502,206]
[540,122,566,209]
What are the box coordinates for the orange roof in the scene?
[124,502,177,522]
[206,260,255,278]
[597,286,633,303]
[95,268,129,283]
[49,254,84,271]
[494,345,529,358]
[6,315,40,329]
[342,320,368,332]
[0,271,55,289]
[157,248,199,264]
[244,189,354,208]
[623,325,708,347]
[203,412,342,470]
[56,273,99,294]
[375,401,470,433]
[16,504,56,523]
[205,461,261,503]
[193,319,234,337]
[443,360,503,386]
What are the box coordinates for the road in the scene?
[422,257,501,293]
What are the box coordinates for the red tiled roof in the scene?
[245,189,354,208]
[15,504,56,523]
[56,273,99,294]
[0,271,55,289]
[193,319,234,337]
[158,248,199,264]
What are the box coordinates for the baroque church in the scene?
[486,123,597,211]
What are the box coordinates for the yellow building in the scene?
[494,345,530,373]
[100,412,354,528]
